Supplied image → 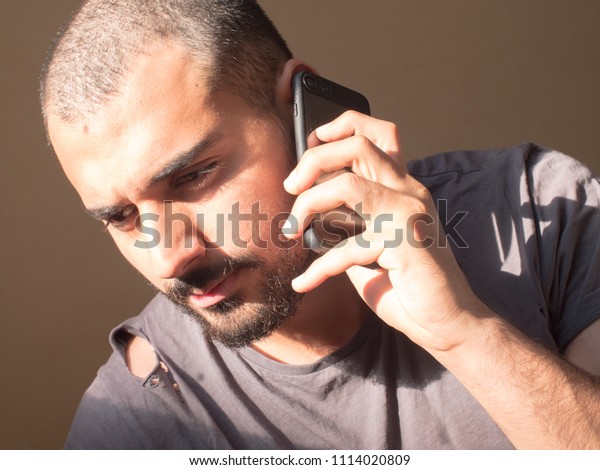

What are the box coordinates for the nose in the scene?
[139,201,206,279]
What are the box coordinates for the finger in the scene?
[346,266,406,331]
[346,265,392,311]
[284,134,402,195]
[292,235,384,292]
[315,110,403,163]
[306,129,324,150]
[285,172,384,237]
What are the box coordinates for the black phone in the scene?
[292,71,371,253]
[293,71,370,160]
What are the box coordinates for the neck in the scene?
[251,274,368,364]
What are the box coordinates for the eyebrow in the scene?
[147,130,224,187]
[84,130,224,222]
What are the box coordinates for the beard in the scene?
[165,247,315,348]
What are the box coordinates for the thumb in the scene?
[347,266,404,330]
[346,265,391,311]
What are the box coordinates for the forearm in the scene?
[434,308,600,449]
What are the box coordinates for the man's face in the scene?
[48,43,310,347]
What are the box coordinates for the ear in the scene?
[275,59,317,105]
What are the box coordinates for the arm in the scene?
[438,304,600,449]
[284,111,600,449]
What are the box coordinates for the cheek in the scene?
[192,168,294,255]
[109,233,160,287]
[230,171,295,245]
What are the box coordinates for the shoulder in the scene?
[66,294,215,449]
[64,352,146,449]
[408,142,600,224]
[409,142,598,192]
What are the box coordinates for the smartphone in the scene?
[292,71,371,253]
[293,71,370,159]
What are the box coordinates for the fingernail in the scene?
[316,122,331,135]
[291,274,305,292]
[281,215,298,236]
[283,170,297,191]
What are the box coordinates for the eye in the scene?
[103,205,138,231]
[173,161,221,189]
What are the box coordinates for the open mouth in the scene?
[188,269,241,309]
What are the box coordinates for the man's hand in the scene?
[283,111,488,353]
[283,111,600,449]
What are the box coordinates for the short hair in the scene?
[40,0,293,125]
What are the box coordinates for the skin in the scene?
[48,42,366,364]
[48,41,600,448]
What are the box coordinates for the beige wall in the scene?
[1,0,599,448]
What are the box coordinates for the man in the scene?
[41,0,600,449]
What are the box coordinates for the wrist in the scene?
[425,300,503,371]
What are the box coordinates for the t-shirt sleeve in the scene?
[526,144,600,352]
[64,374,145,449]
[65,344,209,449]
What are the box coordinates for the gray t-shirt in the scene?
[65,143,600,449]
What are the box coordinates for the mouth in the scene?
[188,269,241,309]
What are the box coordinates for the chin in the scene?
[177,291,302,349]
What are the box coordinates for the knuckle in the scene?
[413,181,433,203]
[405,191,433,218]
[386,121,400,137]
[341,109,361,120]
[339,170,362,188]
[292,191,311,215]
[301,146,317,163]
[352,134,373,153]
[409,200,429,217]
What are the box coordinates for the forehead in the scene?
[47,42,216,205]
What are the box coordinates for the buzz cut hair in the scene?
[40,0,293,125]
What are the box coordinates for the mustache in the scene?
[166,254,263,304]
